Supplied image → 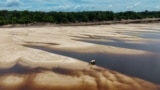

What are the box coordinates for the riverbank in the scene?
[0,18,160,28]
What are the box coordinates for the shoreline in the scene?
[0,23,160,89]
[0,18,160,28]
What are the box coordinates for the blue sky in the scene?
[0,0,160,12]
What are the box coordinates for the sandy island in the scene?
[0,23,160,90]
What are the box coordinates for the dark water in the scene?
[4,29,158,85]
[24,45,160,84]
[124,31,160,39]
[141,32,160,39]
[78,39,160,53]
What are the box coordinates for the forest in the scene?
[0,10,160,25]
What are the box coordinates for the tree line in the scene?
[0,10,160,25]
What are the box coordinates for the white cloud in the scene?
[107,4,112,10]
[154,5,160,9]
[0,0,160,11]
[5,0,22,7]
[127,2,141,10]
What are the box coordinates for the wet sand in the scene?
[0,23,160,90]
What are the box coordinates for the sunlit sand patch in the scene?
[0,64,159,90]
[34,71,97,89]
[0,23,160,90]
[1,75,24,86]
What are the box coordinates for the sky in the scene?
[0,0,160,12]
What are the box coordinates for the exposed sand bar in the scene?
[0,23,160,90]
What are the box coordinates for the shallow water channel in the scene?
[0,28,160,84]
[25,38,160,85]
[22,30,160,84]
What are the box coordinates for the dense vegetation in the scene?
[0,10,160,25]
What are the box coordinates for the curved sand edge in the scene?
[0,24,160,90]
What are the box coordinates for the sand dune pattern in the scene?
[0,24,160,90]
